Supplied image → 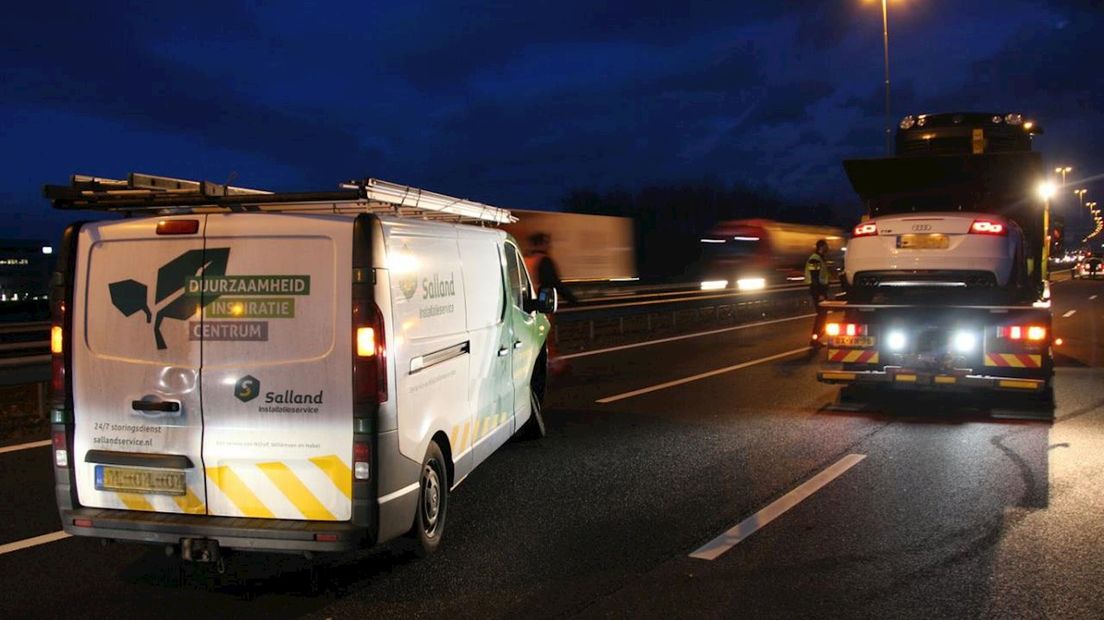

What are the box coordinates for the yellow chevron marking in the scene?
[118,493,154,512]
[206,466,275,518]
[257,462,336,521]
[1003,354,1026,368]
[459,421,471,452]
[309,456,352,500]
[843,350,861,363]
[450,424,461,450]
[173,488,205,514]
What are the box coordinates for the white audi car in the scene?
[845,212,1026,290]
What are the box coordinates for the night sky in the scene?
[3,1,1102,242]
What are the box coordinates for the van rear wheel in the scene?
[408,440,448,557]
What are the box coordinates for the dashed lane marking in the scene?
[0,439,50,455]
[1063,310,1077,318]
[690,454,867,561]
[0,531,71,556]
[596,346,811,404]
[559,314,815,361]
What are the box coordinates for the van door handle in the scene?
[497,346,510,357]
[131,400,180,413]
[513,340,523,349]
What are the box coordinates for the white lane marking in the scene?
[0,439,51,455]
[1063,310,1077,318]
[1091,295,1098,300]
[596,346,811,404]
[0,531,71,556]
[690,454,867,561]
[559,314,815,361]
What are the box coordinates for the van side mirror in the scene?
[526,287,558,314]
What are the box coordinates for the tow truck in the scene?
[818,113,1055,411]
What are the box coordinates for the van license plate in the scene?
[829,336,875,348]
[95,465,186,496]
[897,234,949,249]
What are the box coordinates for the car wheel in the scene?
[408,440,448,557]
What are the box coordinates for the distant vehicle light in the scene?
[1054,338,1064,346]
[700,238,725,244]
[953,330,977,353]
[701,280,728,291]
[736,278,766,291]
[899,115,916,129]
[991,115,1003,124]
[42,246,53,255]
[732,236,760,242]
[887,330,907,352]
[1004,113,1024,125]
[1023,121,1034,131]
[853,222,878,237]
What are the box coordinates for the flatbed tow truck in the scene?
[817,113,1055,415]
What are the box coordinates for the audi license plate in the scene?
[897,234,949,249]
[829,336,875,348]
[95,465,186,496]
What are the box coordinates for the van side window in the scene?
[514,246,532,301]
[504,243,524,308]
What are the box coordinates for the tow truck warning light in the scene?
[997,325,1047,341]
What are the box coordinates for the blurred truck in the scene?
[818,112,1055,408]
[696,219,845,290]
[502,209,636,282]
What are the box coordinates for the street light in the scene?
[1054,166,1072,185]
[1074,188,1088,207]
[1038,181,1056,280]
[866,0,895,154]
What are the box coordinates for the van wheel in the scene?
[515,390,547,440]
[409,441,448,557]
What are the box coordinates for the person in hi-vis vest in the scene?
[805,239,830,346]
[524,233,577,304]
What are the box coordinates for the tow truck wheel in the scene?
[408,440,448,557]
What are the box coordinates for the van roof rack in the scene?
[44,173,517,224]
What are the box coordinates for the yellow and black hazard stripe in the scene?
[984,353,1042,368]
[826,349,879,364]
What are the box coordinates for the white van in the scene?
[46,174,556,560]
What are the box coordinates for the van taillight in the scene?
[53,429,68,468]
[50,302,66,396]
[353,301,387,403]
[353,442,371,480]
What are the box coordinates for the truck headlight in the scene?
[953,330,977,353]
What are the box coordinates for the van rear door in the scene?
[72,217,213,515]
[200,214,354,521]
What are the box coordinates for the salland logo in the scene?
[109,248,230,350]
[397,244,418,301]
[265,389,324,404]
[235,375,260,402]
[422,272,456,299]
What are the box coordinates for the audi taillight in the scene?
[353,300,387,404]
[853,222,878,237]
[969,219,1007,235]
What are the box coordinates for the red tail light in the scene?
[998,325,1047,342]
[825,322,868,337]
[969,219,1007,235]
[52,429,68,468]
[853,222,878,237]
[353,441,371,481]
[353,301,387,404]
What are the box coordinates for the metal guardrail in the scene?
[0,321,50,369]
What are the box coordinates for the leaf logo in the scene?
[108,248,230,350]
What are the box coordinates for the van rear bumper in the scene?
[60,507,369,553]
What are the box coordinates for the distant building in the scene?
[0,240,55,302]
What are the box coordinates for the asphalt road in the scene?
[2,279,1103,619]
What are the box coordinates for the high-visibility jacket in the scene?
[804,252,829,286]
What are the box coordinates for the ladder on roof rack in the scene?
[43,172,517,224]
